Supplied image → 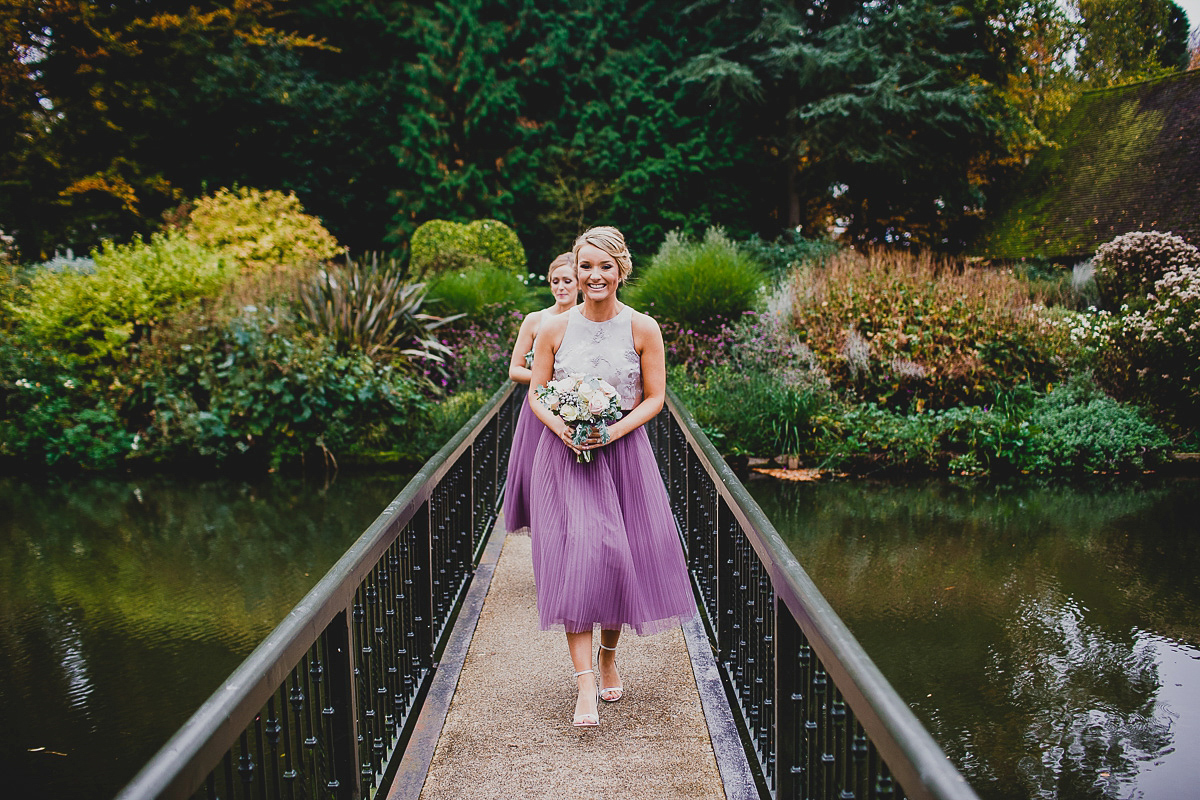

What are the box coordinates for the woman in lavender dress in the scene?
[527,226,696,727]
[502,252,577,535]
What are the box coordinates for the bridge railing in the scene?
[650,390,980,800]
[117,384,522,800]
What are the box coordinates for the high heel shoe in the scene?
[572,669,599,727]
[597,644,623,703]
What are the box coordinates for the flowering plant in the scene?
[534,373,623,462]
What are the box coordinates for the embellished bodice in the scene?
[554,305,643,410]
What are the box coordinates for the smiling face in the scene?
[548,262,578,307]
[576,243,620,302]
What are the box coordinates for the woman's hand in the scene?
[572,423,620,453]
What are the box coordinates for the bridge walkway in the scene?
[389,515,752,800]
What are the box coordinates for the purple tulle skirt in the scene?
[502,397,541,535]
[528,423,697,635]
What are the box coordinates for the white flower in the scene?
[62,379,76,389]
[561,404,580,422]
[588,394,608,414]
[577,381,595,400]
[15,378,32,389]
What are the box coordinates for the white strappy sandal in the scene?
[572,669,599,727]
[597,643,624,703]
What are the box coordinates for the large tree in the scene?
[676,0,1026,248]
[1072,0,1190,87]
[0,1,323,259]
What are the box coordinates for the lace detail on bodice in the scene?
[554,305,643,410]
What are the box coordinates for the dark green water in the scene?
[746,476,1200,800]
[0,473,407,800]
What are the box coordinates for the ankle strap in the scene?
[599,644,617,651]
[574,669,594,678]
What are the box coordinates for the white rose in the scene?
[588,395,608,414]
[577,381,595,400]
[561,404,580,422]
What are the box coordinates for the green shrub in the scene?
[410,220,473,274]
[814,376,1169,474]
[465,219,526,275]
[436,309,526,393]
[790,248,1060,411]
[1092,230,1199,311]
[0,332,133,470]
[416,389,489,459]
[133,314,429,470]
[426,264,534,319]
[738,233,840,283]
[182,187,342,271]
[297,255,455,366]
[1026,377,1169,472]
[672,361,828,457]
[410,218,527,276]
[624,228,766,329]
[14,232,231,364]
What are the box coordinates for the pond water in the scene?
[746,476,1200,800]
[0,473,407,800]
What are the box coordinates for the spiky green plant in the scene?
[298,254,458,365]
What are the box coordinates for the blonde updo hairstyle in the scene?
[572,226,633,284]
[546,251,575,280]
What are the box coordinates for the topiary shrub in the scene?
[183,187,343,271]
[623,228,766,329]
[410,220,474,275]
[464,219,526,274]
[1092,230,1199,311]
[410,219,526,276]
[14,232,231,364]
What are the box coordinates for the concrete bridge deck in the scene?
[388,517,755,800]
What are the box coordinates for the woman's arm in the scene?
[582,310,665,449]
[527,312,582,453]
[507,311,541,384]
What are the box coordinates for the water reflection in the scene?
[747,477,1200,800]
[0,472,407,800]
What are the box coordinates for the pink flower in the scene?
[588,395,608,414]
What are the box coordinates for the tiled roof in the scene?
[974,69,1200,260]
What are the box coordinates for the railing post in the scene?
[775,593,802,800]
[324,610,361,800]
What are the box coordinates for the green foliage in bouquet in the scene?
[182,187,343,271]
[297,255,455,366]
[14,232,231,365]
[623,227,766,329]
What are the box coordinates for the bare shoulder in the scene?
[630,308,662,339]
[519,309,543,334]
[538,307,572,345]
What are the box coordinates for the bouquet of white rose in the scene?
[533,373,623,463]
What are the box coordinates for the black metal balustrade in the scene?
[650,390,980,800]
[117,384,523,800]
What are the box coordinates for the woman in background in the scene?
[502,252,578,535]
